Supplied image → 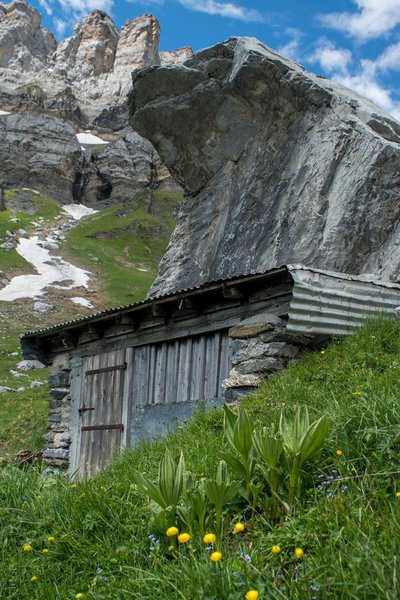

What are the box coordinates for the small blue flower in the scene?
[240,551,252,563]
[205,545,212,551]
[331,469,338,474]
[309,585,319,591]
[150,545,155,551]
[97,568,103,574]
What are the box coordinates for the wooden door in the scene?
[76,349,128,479]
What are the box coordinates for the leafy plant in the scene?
[279,406,329,505]
[204,460,241,538]
[132,448,186,525]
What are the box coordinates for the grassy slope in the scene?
[0,188,181,454]
[1,316,400,599]
[61,189,181,307]
[0,190,61,274]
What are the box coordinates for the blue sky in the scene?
[30,0,400,119]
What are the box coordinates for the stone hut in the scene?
[21,265,400,479]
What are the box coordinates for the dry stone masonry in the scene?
[223,313,310,400]
[43,355,72,469]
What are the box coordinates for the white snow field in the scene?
[0,205,96,302]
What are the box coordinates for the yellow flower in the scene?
[233,522,245,534]
[42,548,49,553]
[100,485,106,491]
[203,533,216,544]
[23,544,33,552]
[245,591,259,600]
[336,449,343,456]
[295,547,304,559]
[75,594,84,599]
[71,483,78,489]
[166,526,179,537]
[370,335,376,340]
[210,551,222,562]
[320,350,325,355]
[271,545,281,554]
[396,491,400,498]
[178,533,191,544]
[31,576,38,582]
[47,536,55,542]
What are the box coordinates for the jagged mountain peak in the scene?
[0,1,190,126]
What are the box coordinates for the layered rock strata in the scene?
[129,37,400,295]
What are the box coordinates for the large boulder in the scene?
[129,37,400,297]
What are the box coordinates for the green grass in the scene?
[61,189,182,305]
[1,315,400,598]
[0,189,62,274]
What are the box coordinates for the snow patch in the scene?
[63,204,97,220]
[0,236,90,302]
[76,132,108,145]
[71,297,94,309]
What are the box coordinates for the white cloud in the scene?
[308,40,400,121]
[53,16,67,36]
[277,28,302,62]
[309,41,352,75]
[178,0,263,22]
[38,0,53,15]
[320,0,400,42]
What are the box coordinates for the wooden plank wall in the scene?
[131,331,231,407]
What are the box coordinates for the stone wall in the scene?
[223,313,312,401]
[42,353,72,470]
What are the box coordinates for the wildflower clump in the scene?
[166,527,179,537]
[233,522,245,534]
[178,533,190,543]
[210,551,222,562]
[203,533,216,544]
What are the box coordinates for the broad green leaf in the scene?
[300,416,329,461]
[253,429,283,468]
[233,407,254,457]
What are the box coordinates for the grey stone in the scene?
[17,359,46,370]
[48,371,70,388]
[234,357,285,374]
[33,301,54,313]
[42,448,69,460]
[229,313,285,338]
[231,340,299,364]
[50,388,69,401]
[0,386,14,392]
[129,37,400,295]
[0,238,17,249]
[30,380,45,388]
[222,370,263,388]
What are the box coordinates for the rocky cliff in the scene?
[0,0,192,127]
[0,0,191,205]
[129,37,400,294]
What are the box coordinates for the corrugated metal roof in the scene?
[287,266,400,336]
[21,264,400,341]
